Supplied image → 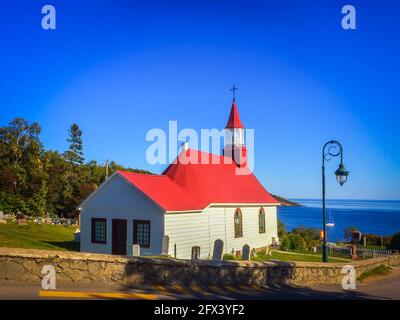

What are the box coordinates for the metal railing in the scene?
[318,246,392,260]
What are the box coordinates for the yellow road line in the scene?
[190,285,211,296]
[39,290,157,300]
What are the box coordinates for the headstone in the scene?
[191,246,200,260]
[74,229,81,243]
[161,235,169,256]
[242,244,250,261]
[16,213,27,225]
[212,239,224,261]
[312,246,317,253]
[0,211,5,224]
[132,244,141,257]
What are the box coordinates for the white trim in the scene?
[165,202,280,214]
[78,172,280,215]
[77,172,119,209]
[117,173,166,213]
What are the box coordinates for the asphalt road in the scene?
[1,268,399,300]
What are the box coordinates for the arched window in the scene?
[234,209,243,238]
[259,208,266,234]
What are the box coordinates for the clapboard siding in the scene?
[165,205,278,259]
[80,174,164,256]
[164,213,210,259]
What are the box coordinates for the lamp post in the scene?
[322,140,349,262]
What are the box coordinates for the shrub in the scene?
[281,234,306,251]
[278,220,286,238]
[292,226,319,248]
[223,254,236,261]
[280,235,292,251]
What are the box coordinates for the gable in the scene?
[80,173,164,214]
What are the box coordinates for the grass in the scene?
[358,265,391,282]
[224,251,350,263]
[0,220,79,251]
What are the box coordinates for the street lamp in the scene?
[322,140,349,262]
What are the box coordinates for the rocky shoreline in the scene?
[272,195,301,207]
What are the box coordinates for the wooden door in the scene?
[112,219,127,255]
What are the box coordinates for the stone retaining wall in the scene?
[0,248,398,287]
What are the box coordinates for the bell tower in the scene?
[223,86,247,167]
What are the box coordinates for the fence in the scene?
[324,246,392,260]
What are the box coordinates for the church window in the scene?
[259,208,266,234]
[234,209,243,238]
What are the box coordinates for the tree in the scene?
[344,226,358,242]
[0,118,46,215]
[64,124,84,165]
[0,117,151,218]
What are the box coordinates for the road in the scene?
[1,268,399,300]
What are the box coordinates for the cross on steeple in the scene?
[230,85,238,101]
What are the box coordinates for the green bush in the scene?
[292,226,319,248]
[223,254,236,261]
[281,234,306,251]
[280,235,292,251]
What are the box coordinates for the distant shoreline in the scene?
[272,195,302,207]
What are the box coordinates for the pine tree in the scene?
[64,124,84,165]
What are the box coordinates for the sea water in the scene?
[277,199,400,242]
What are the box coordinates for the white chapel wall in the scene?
[164,205,278,259]
[80,174,164,256]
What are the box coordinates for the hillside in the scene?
[271,194,301,206]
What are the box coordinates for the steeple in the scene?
[225,99,245,129]
[223,88,247,167]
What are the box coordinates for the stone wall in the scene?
[0,248,398,287]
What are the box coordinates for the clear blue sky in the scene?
[1,0,399,200]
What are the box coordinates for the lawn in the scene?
[0,220,79,251]
[251,251,351,263]
[223,250,349,263]
[358,265,391,282]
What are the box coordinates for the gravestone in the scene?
[0,211,5,224]
[132,244,141,257]
[242,244,250,261]
[161,235,169,256]
[16,213,27,225]
[74,229,81,243]
[212,239,224,261]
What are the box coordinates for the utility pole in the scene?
[105,159,109,180]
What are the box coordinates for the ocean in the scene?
[277,199,400,242]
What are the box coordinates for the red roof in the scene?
[225,100,245,129]
[117,149,278,212]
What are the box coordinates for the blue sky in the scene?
[1,0,399,200]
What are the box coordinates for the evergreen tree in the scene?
[64,124,84,165]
